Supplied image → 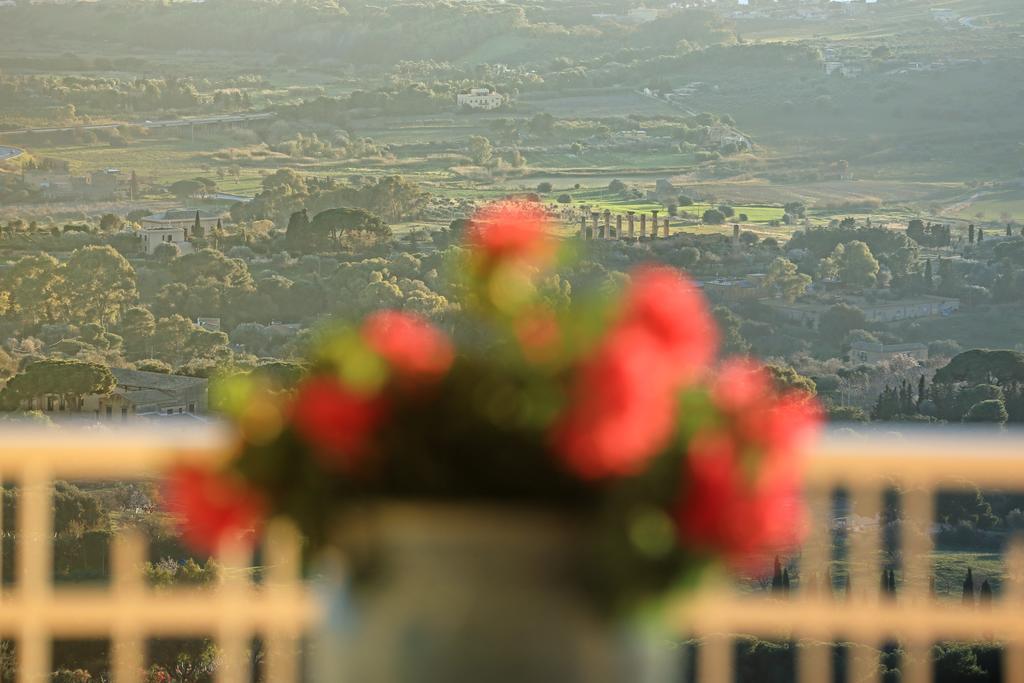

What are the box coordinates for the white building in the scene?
[139,208,224,255]
[456,88,505,111]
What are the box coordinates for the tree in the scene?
[1,253,64,326]
[962,568,975,606]
[0,360,115,412]
[766,364,816,396]
[764,257,811,303]
[569,142,583,159]
[783,202,806,218]
[287,207,391,253]
[536,181,553,194]
[61,246,138,325]
[468,136,492,165]
[118,306,156,358]
[153,242,180,265]
[168,179,204,202]
[838,240,879,288]
[818,303,867,345]
[608,179,626,194]
[712,306,750,356]
[718,204,735,218]
[193,211,205,240]
[99,213,123,232]
[702,208,725,224]
[963,399,1008,424]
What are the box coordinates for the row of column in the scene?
[579,209,670,241]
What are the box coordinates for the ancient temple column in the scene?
[651,210,659,239]
[663,217,670,238]
[627,211,635,239]
[602,210,610,239]
[616,214,623,240]
[580,216,588,239]
[640,214,647,238]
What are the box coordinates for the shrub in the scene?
[536,181,553,194]
[702,208,725,224]
[556,194,572,204]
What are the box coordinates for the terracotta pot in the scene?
[314,504,681,683]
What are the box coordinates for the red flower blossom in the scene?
[165,465,265,555]
[675,430,805,571]
[468,201,553,265]
[362,310,454,381]
[290,376,388,471]
[515,308,562,363]
[618,267,718,385]
[712,358,822,459]
[552,327,678,479]
[713,358,772,413]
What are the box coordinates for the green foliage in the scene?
[0,360,114,411]
[963,399,1008,424]
[818,304,867,345]
[763,257,810,303]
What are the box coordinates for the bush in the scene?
[677,195,694,206]
[718,204,735,218]
[608,179,626,193]
[536,181,553,194]
[702,208,725,224]
[556,194,572,204]
[738,213,749,221]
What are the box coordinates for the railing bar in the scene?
[217,541,252,683]
[796,639,829,683]
[17,464,52,683]
[901,641,930,683]
[698,635,731,683]
[112,532,145,683]
[901,487,934,606]
[848,641,879,683]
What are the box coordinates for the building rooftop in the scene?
[111,368,208,392]
[849,341,928,352]
[143,208,224,222]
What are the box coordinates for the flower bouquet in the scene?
[167,202,820,682]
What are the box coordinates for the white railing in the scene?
[0,426,1022,682]
[0,426,319,683]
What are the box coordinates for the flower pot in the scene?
[315,504,682,683]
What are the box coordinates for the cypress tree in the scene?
[782,568,791,594]
[978,228,984,242]
[969,224,975,244]
[771,556,783,594]
[881,568,890,595]
[193,210,204,240]
[979,579,992,609]
[918,375,927,405]
[888,569,896,595]
[1007,224,1013,237]
[963,567,975,605]
[923,258,933,289]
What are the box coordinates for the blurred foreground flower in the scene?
[165,465,265,555]
[167,200,821,608]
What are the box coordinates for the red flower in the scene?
[713,358,822,459]
[713,358,772,413]
[290,376,388,471]
[552,327,678,479]
[552,266,719,479]
[619,267,718,385]
[165,465,265,555]
[515,308,561,363]
[675,431,805,571]
[362,310,454,381]
[469,201,553,265]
